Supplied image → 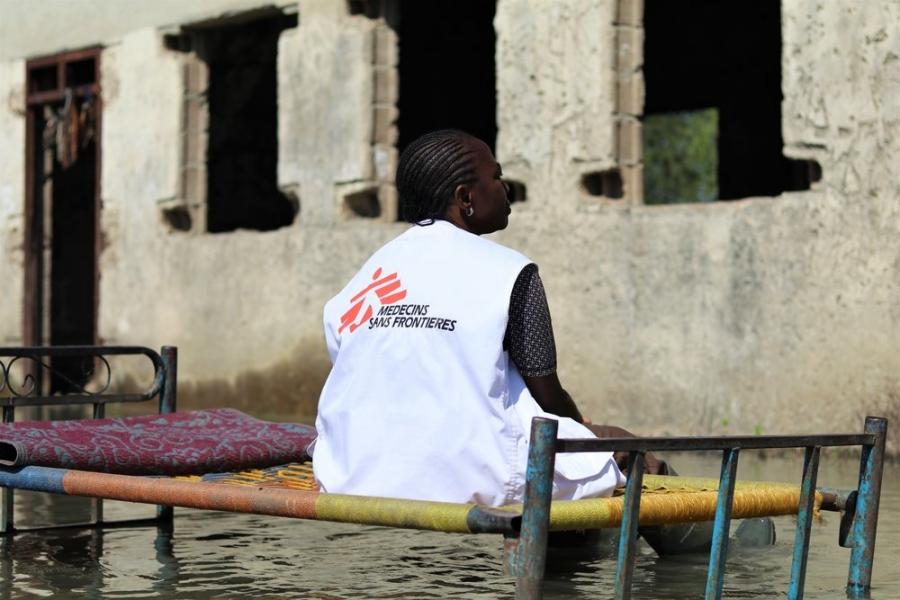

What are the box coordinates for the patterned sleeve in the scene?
[504,263,558,377]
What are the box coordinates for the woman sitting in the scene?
[312,129,655,507]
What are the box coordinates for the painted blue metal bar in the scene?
[705,448,739,600]
[614,451,645,600]
[788,445,821,600]
[0,465,67,494]
[847,416,887,598]
[514,417,557,600]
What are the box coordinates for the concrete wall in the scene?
[492,0,900,454]
[497,0,900,454]
[0,59,24,344]
[0,0,897,452]
[0,0,297,61]
[97,16,392,418]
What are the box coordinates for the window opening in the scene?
[348,0,380,18]
[506,180,528,204]
[581,170,624,200]
[344,187,382,218]
[642,0,820,203]
[169,13,298,233]
[162,205,193,232]
[65,59,97,87]
[203,14,297,232]
[28,65,58,94]
[393,0,497,153]
[351,1,497,221]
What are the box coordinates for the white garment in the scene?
[312,220,624,507]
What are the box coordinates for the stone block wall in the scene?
[0,0,896,453]
[0,60,25,345]
[615,0,644,203]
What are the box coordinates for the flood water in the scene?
[1,452,897,599]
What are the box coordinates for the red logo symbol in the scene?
[338,267,407,334]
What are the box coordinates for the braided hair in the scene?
[395,129,479,224]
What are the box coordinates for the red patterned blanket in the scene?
[0,408,317,475]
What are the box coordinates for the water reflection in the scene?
[152,522,181,598]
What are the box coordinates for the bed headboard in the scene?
[0,345,177,423]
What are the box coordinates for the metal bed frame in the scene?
[0,345,888,600]
[507,416,887,599]
[0,345,178,534]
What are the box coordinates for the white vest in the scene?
[313,220,624,506]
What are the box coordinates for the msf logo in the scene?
[338,267,407,334]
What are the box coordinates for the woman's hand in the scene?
[523,377,666,475]
[587,424,664,474]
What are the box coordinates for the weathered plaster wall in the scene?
[492,0,900,454]
[0,0,897,451]
[96,5,400,418]
[0,0,297,61]
[278,0,378,225]
[496,0,618,213]
[0,60,24,345]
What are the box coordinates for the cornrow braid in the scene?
[395,129,479,224]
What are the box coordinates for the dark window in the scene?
[643,1,820,203]
[194,14,298,233]
[581,170,624,200]
[394,1,497,153]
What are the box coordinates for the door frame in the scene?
[23,48,102,362]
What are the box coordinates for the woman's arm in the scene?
[506,264,589,422]
[506,267,670,472]
[523,373,585,423]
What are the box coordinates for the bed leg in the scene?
[159,346,177,415]
[503,533,520,576]
[614,451,645,600]
[0,489,12,535]
[705,447,740,600]
[91,402,105,527]
[1,405,13,534]
[157,346,178,526]
[847,416,887,598]
[788,445,820,600]
[514,417,557,600]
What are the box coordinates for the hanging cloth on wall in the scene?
[59,88,77,167]
[40,87,97,170]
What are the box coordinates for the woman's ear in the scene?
[445,183,476,231]
[452,183,473,212]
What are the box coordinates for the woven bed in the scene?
[0,409,817,533]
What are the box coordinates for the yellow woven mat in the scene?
[175,461,318,491]
[171,462,814,526]
[175,462,805,500]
